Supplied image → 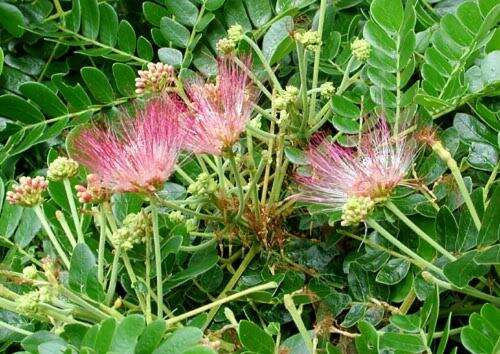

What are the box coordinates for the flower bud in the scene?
[295,31,322,51]
[168,210,185,224]
[341,196,374,226]
[351,38,371,61]
[227,24,244,42]
[135,62,176,94]
[17,291,40,315]
[110,210,151,250]
[320,82,335,98]
[6,176,48,207]
[22,265,38,280]
[273,86,299,110]
[75,174,110,204]
[47,157,79,181]
[216,38,236,54]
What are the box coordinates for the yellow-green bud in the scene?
[186,219,197,232]
[22,265,38,280]
[168,210,185,224]
[39,286,57,303]
[273,86,299,110]
[341,196,374,226]
[351,38,371,61]
[110,210,151,250]
[295,31,322,51]
[227,24,244,42]
[320,82,335,98]
[216,38,236,54]
[17,291,40,315]
[47,157,79,181]
[188,173,217,196]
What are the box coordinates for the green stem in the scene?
[366,218,442,274]
[0,319,32,336]
[216,156,226,191]
[174,165,195,184]
[105,247,121,306]
[242,35,282,91]
[307,0,327,123]
[421,271,500,305]
[151,200,163,318]
[63,178,84,243]
[169,281,276,327]
[234,56,273,100]
[284,294,313,353]
[483,163,499,205]
[296,43,309,126]
[33,205,70,269]
[145,235,152,323]
[203,243,260,330]
[121,253,146,312]
[55,210,77,248]
[180,239,216,252]
[156,197,222,221]
[97,206,107,286]
[229,154,245,219]
[386,201,456,261]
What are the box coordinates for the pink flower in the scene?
[75,174,110,204]
[296,119,415,209]
[182,57,254,155]
[69,95,185,193]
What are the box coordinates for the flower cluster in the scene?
[216,24,244,54]
[110,210,151,250]
[273,86,299,110]
[296,119,415,224]
[294,30,322,51]
[188,172,218,196]
[47,157,79,181]
[182,57,254,155]
[7,176,48,207]
[351,38,371,61]
[135,62,176,94]
[75,174,110,204]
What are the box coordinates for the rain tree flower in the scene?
[69,95,185,193]
[7,176,48,207]
[182,57,255,155]
[295,119,415,225]
[47,157,79,181]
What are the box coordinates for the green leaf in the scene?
[81,67,115,103]
[380,333,426,352]
[435,206,458,252]
[22,331,66,354]
[164,0,199,27]
[206,0,225,11]
[0,48,4,76]
[341,304,367,328]
[19,82,68,118]
[137,37,154,61]
[262,16,294,65]
[95,318,116,354]
[443,251,489,287]
[109,315,146,354]
[80,0,100,40]
[223,0,252,31]
[98,2,118,47]
[284,147,307,165]
[331,95,361,119]
[389,314,421,333]
[158,48,183,68]
[112,63,136,96]
[69,243,104,301]
[153,327,203,354]
[117,20,136,54]
[370,0,404,32]
[355,321,379,354]
[14,208,41,248]
[0,94,44,123]
[478,184,500,246]
[136,319,166,354]
[461,303,500,354]
[454,113,497,147]
[238,320,274,354]
[143,2,169,27]
[375,258,410,285]
[0,3,25,37]
[160,17,190,48]
[468,142,498,171]
[474,244,500,265]
[245,0,272,27]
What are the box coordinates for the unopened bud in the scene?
[6,176,48,207]
[47,157,79,181]
[341,196,374,226]
[351,38,371,61]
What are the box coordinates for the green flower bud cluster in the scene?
[17,291,41,315]
[295,30,322,51]
[186,219,197,232]
[110,210,151,251]
[188,173,217,196]
[22,265,38,280]
[320,82,335,98]
[341,196,374,226]
[351,38,371,61]
[168,210,185,224]
[273,86,299,110]
[39,286,57,303]
[248,116,262,130]
[47,157,79,181]
[216,24,244,54]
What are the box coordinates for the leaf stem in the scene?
[242,35,282,91]
[385,201,456,261]
[284,294,314,353]
[33,205,70,268]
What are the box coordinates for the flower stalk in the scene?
[150,199,164,318]
[63,178,84,243]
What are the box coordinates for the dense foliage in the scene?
[0,0,499,353]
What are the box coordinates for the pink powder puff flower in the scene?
[296,119,416,210]
[68,95,186,193]
[7,176,48,207]
[75,174,110,204]
[182,57,254,155]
